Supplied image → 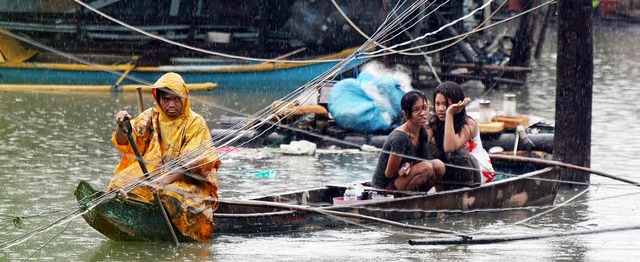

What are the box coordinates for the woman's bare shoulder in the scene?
[464,116,479,136]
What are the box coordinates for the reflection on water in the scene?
[2,23,640,260]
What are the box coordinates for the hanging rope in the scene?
[24,220,72,260]
[365,0,495,56]
[362,0,557,58]
[71,0,354,64]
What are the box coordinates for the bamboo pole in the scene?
[436,72,526,85]
[270,47,308,61]
[534,3,554,59]
[136,87,144,114]
[136,86,144,114]
[217,198,473,240]
[401,59,533,73]
[434,11,479,63]
[507,0,535,69]
[433,62,532,73]
[409,224,640,245]
[489,154,640,187]
[113,62,136,88]
[483,0,491,27]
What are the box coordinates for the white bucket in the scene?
[206,32,231,44]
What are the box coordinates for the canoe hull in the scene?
[75,165,560,241]
[213,167,560,233]
[75,181,190,242]
[350,167,559,222]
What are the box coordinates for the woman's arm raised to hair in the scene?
[443,98,472,152]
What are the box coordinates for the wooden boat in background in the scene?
[74,158,561,241]
[0,0,384,61]
[0,32,365,91]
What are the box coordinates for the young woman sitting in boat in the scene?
[430,81,495,189]
[372,90,445,191]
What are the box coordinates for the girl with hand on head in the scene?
[372,90,445,192]
[430,81,495,188]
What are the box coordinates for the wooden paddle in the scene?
[119,118,180,246]
[217,198,472,240]
[489,154,640,186]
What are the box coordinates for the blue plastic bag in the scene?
[328,72,405,133]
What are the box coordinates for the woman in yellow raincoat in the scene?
[109,72,220,241]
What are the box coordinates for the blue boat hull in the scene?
[0,59,365,90]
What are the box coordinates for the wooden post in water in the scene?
[506,0,536,79]
[136,87,144,114]
[534,3,554,60]
[554,0,593,187]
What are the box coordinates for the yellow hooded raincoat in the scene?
[108,72,221,241]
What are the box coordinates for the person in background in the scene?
[430,81,495,189]
[110,72,220,241]
[372,90,445,191]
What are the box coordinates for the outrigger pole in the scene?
[217,198,473,240]
[409,224,640,245]
[489,154,640,187]
[119,118,180,246]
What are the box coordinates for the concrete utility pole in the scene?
[554,0,593,187]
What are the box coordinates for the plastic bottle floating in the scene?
[253,170,277,179]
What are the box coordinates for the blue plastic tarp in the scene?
[328,71,406,133]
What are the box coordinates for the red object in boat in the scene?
[600,0,619,15]
[507,0,524,13]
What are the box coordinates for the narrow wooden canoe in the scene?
[75,162,561,241]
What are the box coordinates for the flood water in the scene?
[2,22,640,261]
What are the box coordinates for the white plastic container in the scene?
[503,94,517,117]
[354,184,364,200]
[343,186,357,201]
[479,100,492,123]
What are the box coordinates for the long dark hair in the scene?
[400,90,428,122]
[430,81,470,156]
